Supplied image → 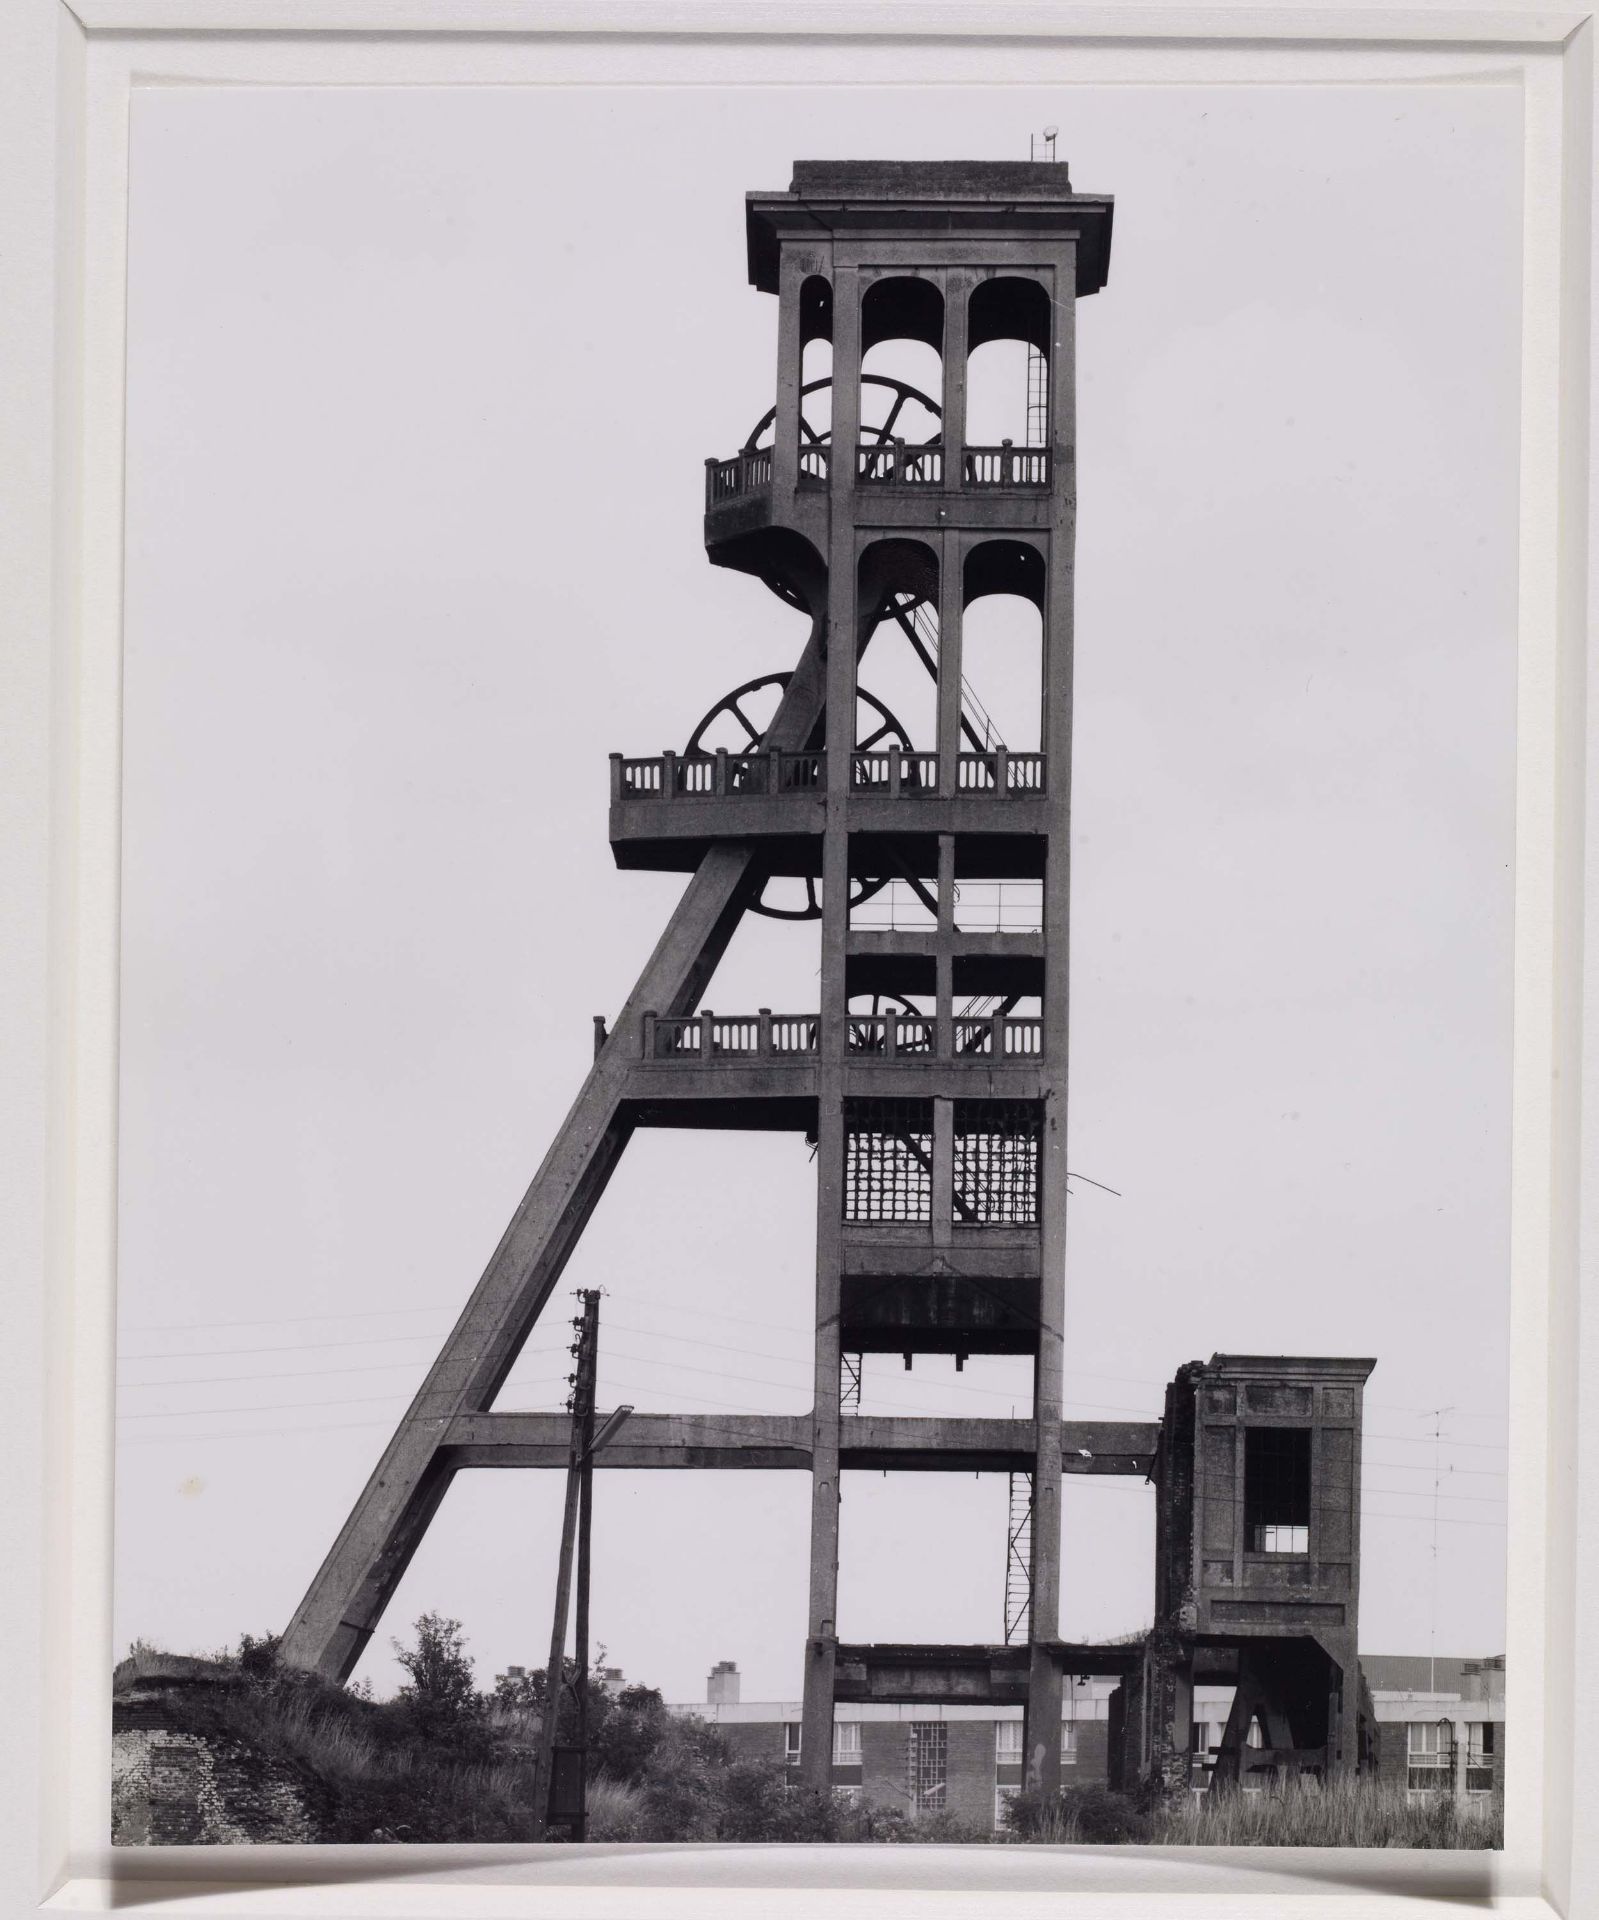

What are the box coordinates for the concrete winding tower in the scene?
[278,158,1365,1806]
[279,155,1113,1796]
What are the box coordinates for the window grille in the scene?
[844,1099,933,1222]
[1243,1426,1312,1553]
[908,1722,947,1813]
[952,1100,1041,1224]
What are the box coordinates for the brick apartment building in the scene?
[1361,1654,1505,1804]
[669,1654,1504,1830]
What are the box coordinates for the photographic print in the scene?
[112,83,1517,1851]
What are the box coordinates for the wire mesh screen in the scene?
[952,1100,1042,1224]
[843,1099,934,1222]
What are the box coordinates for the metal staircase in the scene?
[1004,1470,1034,1644]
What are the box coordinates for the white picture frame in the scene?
[1,2,1592,1913]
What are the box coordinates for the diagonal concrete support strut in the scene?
[278,622,827,1681]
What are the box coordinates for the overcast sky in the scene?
[116,82,1520,1707]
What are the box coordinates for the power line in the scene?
[1362,1508,1505,1532]
[117,1308,1513,1469]
[1365,1430,1506,1454]
[118,1328,446,1365]
[1362,1483,1503,1508]
[1367,1399,1506,1426]
[1365,1458,1505,1480]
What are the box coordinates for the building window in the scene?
[1407,1721,1454,1798]
[1243,1426,1311,1554]
[1466,1722,1496,1794]
[833,1721,862,1766]
[995,1721,1024,1764]
[784,1722,802,1766]
[909,1723,948,1814]
[1189,1720,1214,1798]
[1061,1722,1078,1765]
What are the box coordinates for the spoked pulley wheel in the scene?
[682,672,915,921]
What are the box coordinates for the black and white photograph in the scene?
[110,83,1517,1852]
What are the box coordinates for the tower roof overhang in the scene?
[746,161,1114,297]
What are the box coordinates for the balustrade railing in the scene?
[704,437,1053,506]
[845,1013,936,1058]
[953,1015,1044,1058]
[616,749,1045,804]
[705,447,773,509]
[641,1010,1043,1063]
[955,751,1047,795]
[856,441,944,486]
[849,749,939,795]
[963,443,1051,488]
[613,749,823,802]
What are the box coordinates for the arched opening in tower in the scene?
[858,275,944,478]
[966,276,1052,450]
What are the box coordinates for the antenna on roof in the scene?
[1030,127,1060,163]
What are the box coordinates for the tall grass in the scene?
[585,1777,645,1841]
[1154,1777,1503,1850]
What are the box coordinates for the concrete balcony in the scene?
[609,748,1050,873]
[618,1009,1046,1136]
[639,1009,1043,1066]
[704,441,1052,511]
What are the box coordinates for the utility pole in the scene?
[1428,1405,1454,1696]
[572,1306,599,1840]
[530,1289,631,1842]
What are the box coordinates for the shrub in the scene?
[1003,1785,1150,1844]
[632,1715,731,1841]
[392,1613,479,1718]
[715,1763,842,1842]
[237,1631,282,1679]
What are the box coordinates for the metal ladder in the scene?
[1026,345,1049,450]
[888,593,1005,751]
[1004,1470,1034,1643]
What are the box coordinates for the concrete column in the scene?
[936,532,964,792]
[800,261,860,1792]
[772,252,809,496]
[1027,251,1077,1806]
[1024,1644,1064,1801]
[932,1098,954,1246]
[936,834,956,1056]
[942,270,970,493]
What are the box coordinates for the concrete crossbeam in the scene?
[437,1411,1158,1475]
